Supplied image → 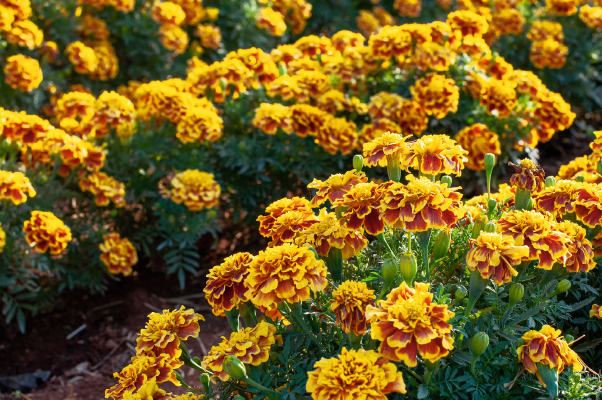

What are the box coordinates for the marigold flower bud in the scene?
[484,153,496,171]
[484,221,497,233]
[353,155,364,172]
[487,198,497,213]
[536,363,559,399]
[441,175,453,187]
[555,279,571,295]
[454,286,467,304]
[433,229,451,260]
[472,215,488,239]
[576,175,585,183]
[471,332,489,357]
[398,252,417,285]
[382,258,398,288]
[199,373,210,389]
[545,176,557,188]
[509,283,524,306]
[223,356,247,381]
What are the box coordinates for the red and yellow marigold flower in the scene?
[170,170,221,211]
[512,70,544,98]
[23,211,72,255]
[557,155,601,184]
[331,30,365,52]
[591,130,602,160]
[368,25,413,61]
[333,182,386,236]
[257,197,313,238]
[580,5,602,28]
[533,179,583,217]
[396,99,428,137]
[159,24,189,54]
[381,177,465,231]
[517,325,583,385]
[362,132,410,168]
[530,39,568,70]
[79,172,126,208]
[467,232,529,285]
[509,159,546,193]
[1,111,53,144]
[366,282,455,367]
[400,135,469,176]
[479,79,517,119]
[6,20,43,50]
[204,252,254,317]
[315,116,358,156]
[368,92,404,120]
[591,304,602,319]
[119,377,165,400]
[446,10,489,37]
[176,106,223,144]
[90,41,119,81]
[99,233,138,277]
[533,91,575,142]
[66,41,98,74]
[574,183,602,228]
[295,209,368,259]
[410,73,459,119]
[265,210,318,246]
[356,10,381,37]
[497,210,570,270]
[3,54,43,92]
[528,20,564,42]
[245,244,328,307]
[491,9,525,35]
[308,170,367,208]
[554,221,596,273]
[202,322,276,381]
[86,91,136,138]
[545,0,578,16]
[306,348,406,399]
[136,306,203,360]
[289,104,328,138]
[456,124,501,171]
[56,91,96,133]
[256,7,287,37]
[0,171,36,205]
[151,1,186,25]
[79,15,111,40]
[331,280,375,335]
[195,24,221,49]
[394,0,421,17]
[105,353,182,400]
[252,103,293,135]
[412,42,455,72]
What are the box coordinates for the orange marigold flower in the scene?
[464,71,487,99]
[3,54,42,91]
[358,120,397,148]
[591,130,602,160]
[6,20,43,50]
[1,0,32,21]
[159,24,189,54]
[533,179,583,216]
[136,306,203,360]
[517,325,583,385]
[151,1,186,25]
[256,6,287,37]
[395,99,428,137]
[79,15,110,40]
[170,170,221,211]
[257,197,313,237]
[456,124,501,171]
[545,0,578,16]
[533,91,575,142]
[557,155,601,184]
[0,171,36,205]
[204,252,253,317]
[289,104,328,138]
[410,73,459,119]
[65,41,98,74]
[479,79,518,119]
[475,54,514,80]
[509,158,546,192]
[447,10,489,37]
[332,30,366,52]
[84,91,136,138]
[368,92,404,120]
[402,23,433,44]
[412,42,455,72]
[401,135,468,176]
[363,131,410,168]
[308,170,368,208]
[591,304,602,319]
[554,221,596,273]
[99,233,138,276]
[574,183,602,228]
[356,10,381,37]
[368,26,413,61]
[0,5,15,31]
[457,35,491,57]
[498,210,570,270]
[176,106,223,144]
[79,172,126,208]
[296,70,331,99]
[170,0,204,24]
[264,210,318,246]
[491,9,525,35]
[315,116,358,156]
[528,20,564,42]
[271,44,303,65]
[56,91,96,133]
[333,182,386,235]
[580,5,602,28]
[331,280,375,334]
[39,40,59,64]
[296,209,368,259]
[467,232,529,285]
[56,135,106,176]
[512,69,544,98]
[252,103,293,135]
[201,322,276,381]
[394,0,421,17]
[245,244,328,307]
[1,110,52,143]
[195,24,221,49]
[266,74,301,102]
[366,282,455,367]
[90,41,119,81]
[119,377,166,400]
[23,211,72,255]
[530,39,568,69]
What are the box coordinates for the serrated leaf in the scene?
[417,384,429,399]
[569,297,596,312]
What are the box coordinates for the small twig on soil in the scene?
[143,302,161,312]
[19,393,33,400]
[90,300,124,312]
[90,339,126,371]
[196,336,208,356]
[66,324,87,340]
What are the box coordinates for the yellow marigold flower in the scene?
[0,5,15,31]
[530,39,567,69]
[3,54,42,92]
[170,170,221,211]
[252,103,293,135]
[368,92,404,120]
[204,252,253,317]
[308,170,368,208]
[86,91,136,138]
[294,35,331,59]
[56,91,96,133]
[23,211,72,255]
[171,394,203,400]
[591,304,602,319]
[412,42,455,72]
[394,0,421,17]
[296,209,368,259]
[591,130,602,160]
[136,306,204,360]
[117,80,142,101]
[79,15,110,40]
[256,6,287,37]
[119,377,166,400]
[0,171,36,205]
[331,280,375,334]
[273,0,312,35]
[307,347,406,399]
[105,353,181,400]
[296,69,331,99]
[480,79,518,119]
[176,106,223,144]
[159,24,189,54]
[491,9,525,35]
[498,210,570,270]
[356,10,381,37]
[39,40,59,64]
[56,135,106,176]
[533,179,582,216]
[509,159,546,193]
[332,30,365,52]
[528,20,564,42]
[402,23,433,44]
[464,71,487,99]
[0,223,5,253]
[90,41,119,81]
[246,243,328,307]
[517,325,583,385]
[512,69,544,98]
[79,172,126,208]
[465,183,515,215]
[475,54,514,80]
[533,91,575,142]
[366,282,455,367]
[315,90,348,114]
[557,155,601,184]
[65,41,98,74]
[1,0,31,21]
[411,73,459,119]
[574,183,602,228]
[264,210,318,246]
[151,1,185,25]
[457,34,491,57]
[99,233,138,276]
[187,58,255,102]
[546,0,578,15]
[467,232,529,285]
[170,0,204,24]
[456,124,501,171]
[287,57,321,75]
[362,131,409,168]
[266,74,300,101]
[1,110,52,143]
[447,10,489,37]
[271,44,303,64]
[315,116,358,156]
[580,5,602,28]
[393,100,428,137]
[195,24,221,49]
[205,7,219,21]
[257,197,313,237]
[334,182,386,235]
[6,20,43,50]
[358,120,397,148]
[555,221,596,273]
[202,322,277,381]
[401,135,468,176]
[372,6,396,26]
[368,25,412,61]
[289,104,328,138]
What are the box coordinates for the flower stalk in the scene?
[238,301,258,328]
[386,155,401,182]
[464,271,489,317]
[538,263,565,288]
[224,307,240,332]
[326,247,344,283]
[416,230,431,281]
[279,301,325,352]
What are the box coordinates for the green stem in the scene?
[376,283,390,302]
[225,308,240,332]
[241,377,280,395]
[377,232,397,260]
[513,260,532,282]
[464,271,489,317]
[416,230,431,281]
[175,372,203,395]
[407,230,412,252]
[538,263,564,289]
[387,155,401,182]
[280,302,325,352]
[238,301,258,328]
[348,331,362,350]
[424,360,439,386]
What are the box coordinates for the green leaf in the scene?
[417,384,429,399]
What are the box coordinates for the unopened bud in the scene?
[398,252,417,285]
[526,197,533,211]
[471,332,490,357]
[453,286,467,306]
[555,279,571,295]
[278,63,287,76]
[536,363,559,399]
[508,283,524,306]
[199,374,210,390]
[576,175,585,183]
[472,215,488,239]
[564,334,574,343]
[223,355,247,380]
[545,176,556,188]
[433,230,451,260]
[353,155,364,172]
[441,175,453,187]
[487,198,497,213]
[219,77,228,91]
[484,221,497,233]
[382,258,398,287]
[484,153,496,171]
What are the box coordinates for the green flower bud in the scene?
[398,252,417,285]
[484,221,497,233]
[545,176,556,188]
[278,63,288,76]
[387,157,401,182]
[223,355,247,380]
[564,334,574,343]
[484,153,496,171]
[455,286,467,301]
[199,374,210,390]
[487,198,497,213]
[555,279,571,295]
[382,258,398,287]
[576,175,585,183]
[441,175,453,187]
[472,215,488,239]
[526,197,533,211]
[433,229,451,260]
[471,332,490,357]
[219,77,228,91]
[353,155,364,172]
[508,283,524,306]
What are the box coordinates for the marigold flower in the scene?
[411,73,459,119]
[246,243,328,307]
[394,0,421,17]
[195,24,221,49]
[517,325,583,385]
[401,135,468,176]
[39,40,59,64]
[491,9,525,35]
[363,131,410,168]
[456,124,501,171]
[307,347,406,399]
[368,92,404,120]
[65,41,98,74]
[7,20,43,50]
[366,282,455,367]
[289,104,328,138]
[591,304,602,319]
[23,211,72,255]
[402,23,433,44]
[0,171,36,205]
[170,170,221,211]
[546,0,578,15]
[79,172,126,208]
[412,41,455,72]
[580,5,602,28]
[273,0,312,34]
[557,155,601,183]
[204,252,253,317]
[99,233,138,276]
[257,197,313,237]
[151,1,186,25]
[308,170,368,208]
[55,135,106,176]
[0,224,5,253]
[447,10,489,37]
[315,90,355,115]
[467,232,529,285]
[395,99,428,137]
[79,15,110,40]
[1,0,31,21]
[533,91,575,142]
[530,39,567,70]
[528,20,564,42]
[105,353,181,400]
[3,54,42,92]
[358,120,396,148]
[170,0,204,24]
[464,71,487,99]
[334,182,386,235]
[264,210,318,246]
[533,179,583,216]
[56,91,96,133]
[176,106,223,144]
[479,79,517,119]
[251,103,293,135]
[119,378,166,400]
[1,110,52,143]
[159,24,189,54]
[331,280,375,334]
[498,210,570,270]
[356,10,381,37]
[256,6,286,36]
[457,34,491,57]
[509,159,546,192]
[90,41,119,81]
[368,25,413,61]
[0,5,15,31]
[271,44,303,65]
[332,30,365,52]
[573,183,602,228]
[202,322,276,381]
[136,306,203,360]
[512,69,544,98]
[315,116,358,156]
[86,91,136,138]
[591,130,602,160]
[554,221,596,273]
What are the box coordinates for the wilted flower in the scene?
[99,233,138,276]
[170,170,221,211]
[204,252,254,317]
[0,171,36,205]
[23,211,72,255]
[466,232,529,285]
[79,172,126,208]
[3,54,43,91]
[202,322,276,381]
[306,348,406,399]
[308,170,367,208]
[366,282,455,367]
[333,182,386,235]
[456,124,501,171]
[410,73,459,119]
[401,135,469,176]
[331,280,375,335]
[509,159,546,193]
